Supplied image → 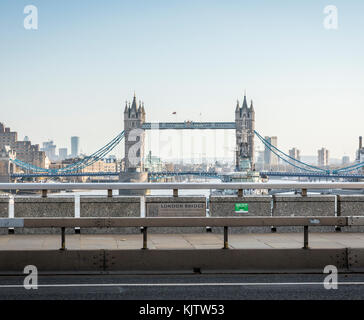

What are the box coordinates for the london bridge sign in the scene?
[146,198,206,217]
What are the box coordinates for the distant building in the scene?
[0,122,46,169]
[24,136,30,142]
[318,148,329,167]
[144,151,163,172]
[264,136,278,168]
[342,155,350,165]
[59,148,68,161]
[289,148,300,161]
[356,136,364,162]
[41,140,57,161]
[0,146,16,182]
[71,136,80,158]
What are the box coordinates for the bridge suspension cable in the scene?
[254,131,327,173]
[11,131,125,173]
[255,130,364,174]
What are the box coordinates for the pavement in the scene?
[1,273,364,300]
[0,232,364,250]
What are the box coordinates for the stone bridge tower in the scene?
[123,94,146,172]
[235,94,255,171]
[120,94,148,195]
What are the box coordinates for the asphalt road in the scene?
[1,273,364,300]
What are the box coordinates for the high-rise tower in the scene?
[235,94,255,171]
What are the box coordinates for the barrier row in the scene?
[0,216,355,250]
[1,195,364,234]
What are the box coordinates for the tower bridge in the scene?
[122,93,255,180]
[5,93,364,182]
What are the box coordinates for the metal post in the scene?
[142,227,148,250]
[303,226,309,249]
[60,227,66,250]
[223,226,229,249]
[335,195,342,232]
[301,189,307,197]
[238,189,243,197]
[42,189,47,198]
[173,189,178,197]
[107,189,113,198]
[271,195,277,233]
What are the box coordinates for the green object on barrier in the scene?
[235,203,248,213]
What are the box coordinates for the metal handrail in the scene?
[1,216,362,250]
[0,216,349,228]
[1,182,364,190]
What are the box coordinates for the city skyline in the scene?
[1,1,364,159]
[1,119,353,165]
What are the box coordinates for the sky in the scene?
[0,0,363,162]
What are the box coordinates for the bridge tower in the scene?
[119,94,148,195]
[235,94,255,171]
[123,94,146,172]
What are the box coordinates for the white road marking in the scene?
[0,282,363,288]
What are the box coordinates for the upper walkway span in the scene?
[142,122,236,130]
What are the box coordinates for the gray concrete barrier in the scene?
[273,195,336,232]
[0,197,8,234]
[339,195,364,232]
[146,196,206,233]
[209,196,272,233]
[14,197,74,234]
[80,196,140,234]
[0,248,349,274]
[0,197,8,218]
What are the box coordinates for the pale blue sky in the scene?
[0,0,363,161]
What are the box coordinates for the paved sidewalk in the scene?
[0,233,364,250]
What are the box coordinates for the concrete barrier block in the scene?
[146,196,206,233]
[0,197,8,218]
[14,197,74,234]
[0,197,9,235]
[80,196,140,234]
[339,196,364,232]
[209,196,272,233]
[273,195,336,232]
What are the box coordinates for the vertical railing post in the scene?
[107,189,113,198]
[271,195,277,232]
[335,195,342,232]
[223,226,229,249]
[238,189,243,197]
[173,189,178,197]
[42,190,47,198]
[303,226,309,249]
[301,189,307,197]
[60,227,66,250]
[142,227,148,250]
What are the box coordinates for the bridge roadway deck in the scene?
[1,232,364,250]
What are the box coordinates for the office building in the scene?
[289,148,300,161]
[41,140,57,161]
[342,156,350,165]
[59,148,68,161]
[264,136,278,167]
[71,136,80,158]
[318,148,329,167]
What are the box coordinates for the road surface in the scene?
[1,273,364,300]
